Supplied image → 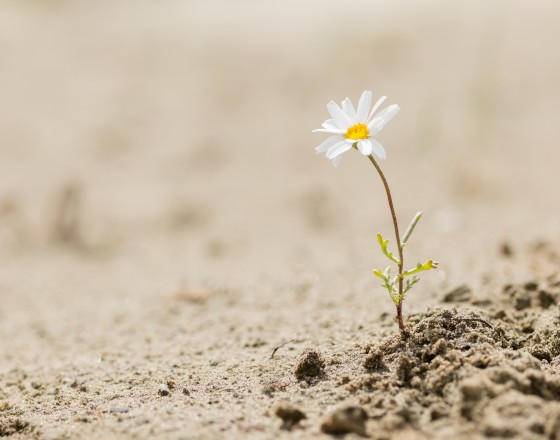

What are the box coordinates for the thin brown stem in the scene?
[367,155,405,331]
[396,302,405,331]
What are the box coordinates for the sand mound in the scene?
[343,277,560,439]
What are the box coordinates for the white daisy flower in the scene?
[313,90,400,167]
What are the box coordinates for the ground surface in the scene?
[1,1,560,439]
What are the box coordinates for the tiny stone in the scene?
[110,407,130,414]
[500,242,513,257]
[158,384,170,396]
[182,387,190,396]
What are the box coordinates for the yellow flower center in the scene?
[344,123,369,141]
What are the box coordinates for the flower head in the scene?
[313,90,400,167]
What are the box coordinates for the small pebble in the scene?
[158,384,170,396]
[500,242,513,257]
[110,407,130,414]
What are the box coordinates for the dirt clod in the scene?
[274,402,306,430]
[321,406,368,436]
[363,349,388,372]
[294,349,325,381]
[0,418,32,437]
[346,299,560,440]
[443,285,472,303]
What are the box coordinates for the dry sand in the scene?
[1,0,560,438]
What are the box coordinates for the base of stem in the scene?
[396,302,405,332]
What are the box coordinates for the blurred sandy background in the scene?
[1,0,559,438]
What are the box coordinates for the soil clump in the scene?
[344,276,560,439]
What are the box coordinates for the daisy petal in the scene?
[321,118,336,128]
[341,97,358,123]
[367,96,387,123]
[357,139,373,156]
[322,121,341,131]
[326,140,352,160]
[327,101,353,130]
[312,127,346,134]
[332,154,343,167]
[368,104,400,134]
[357,90,372,122]
[315,135,342,154]
[375,104,400,122]
[367,119,382,135]
[370,139,387,160]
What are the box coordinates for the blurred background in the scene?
[1,0,559,363]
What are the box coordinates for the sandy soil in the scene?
[1,0,560,438]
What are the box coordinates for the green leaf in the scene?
[401,211,423,248]
[403,276,420,296]
[402,260,439,278]
[373,266,399,304]
[383,266,392,278]
[382,282,399,305]
[376,233,400,264]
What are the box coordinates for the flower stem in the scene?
[367,155,405,332]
